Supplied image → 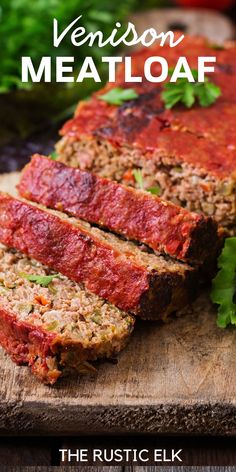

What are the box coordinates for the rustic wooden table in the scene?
[0,247,235,437]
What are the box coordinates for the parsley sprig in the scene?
[162,69,221,109]
[210,237,236,328]
[133,169,161,196]
[133,169,144,190]
[19,273,60,287]
[50,151,58,161]
[99,87,139,106]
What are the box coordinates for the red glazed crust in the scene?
[0,193,196,319]
[0,306,61,384]
[19,154,218,264]
[60,36,236,180]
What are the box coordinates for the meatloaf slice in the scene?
[0,244,134,384]
[0,193,197,320]
[56,36,236,234]
[19,154,219,265]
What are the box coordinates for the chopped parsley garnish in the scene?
[133,169,161,196]
[20,273,60,287]
[50,151,58,160]
[99,87,139,106]
[210,237,236,328]
[133,169,144,189]
[45,321,58,331]
[162,68,221,109]
[147,186,161,196]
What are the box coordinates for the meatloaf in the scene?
[56,35,236,234]
[0,192,197,320]
[19,154,219,265]
[0,244,134,384]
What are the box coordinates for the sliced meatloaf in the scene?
[19,154,219,265]
[0,244,134,384]
[0,192,197,320]
[56,35,236,234]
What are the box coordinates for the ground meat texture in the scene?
[0,193,197,319]
[0,244,134,384]
[19,154,219,265]
[57,136,236,235]
[56,35,236,234]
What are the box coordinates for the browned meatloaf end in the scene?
[56,36,236,234]
[0,192,197,320]
[18,154,219,265]
[0,244,134,384]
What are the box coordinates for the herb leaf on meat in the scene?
[99,87,139,106]
[133,169,161,195]
[19,273,60,287]
[194,81,222,107]
[133,169,144,189]
[50,151,58,160]
[45,321,58,331]
[162,69,221,109]
[210,237,236,328]
[147,186,161,196]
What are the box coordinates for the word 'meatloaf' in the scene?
[21,55,215,84]
[19,154,218,264]
[0,193,196,320]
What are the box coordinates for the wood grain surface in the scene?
[0,173,235,436]
[1,467,236,471]
[127,469,236,472]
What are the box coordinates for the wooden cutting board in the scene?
[0,173,235,436]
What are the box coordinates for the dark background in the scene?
[1,435,236,466]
